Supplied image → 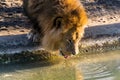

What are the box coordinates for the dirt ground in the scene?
[0,0,120,48]
[0,0,29,36]
[83,0,120,26]
[0,0,120,36]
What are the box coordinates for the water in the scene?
[0,50,120,80]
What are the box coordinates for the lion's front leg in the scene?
[27,29,42,43]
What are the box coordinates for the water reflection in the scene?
[76,50,120,80]
[77,60,120,80]
[0,50,120,80]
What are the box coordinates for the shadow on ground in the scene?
[0,23,119,48]
[83,23,120,39]
[82,0,120,18]
[0,7,30,28]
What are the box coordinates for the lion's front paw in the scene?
[27,30,41,42]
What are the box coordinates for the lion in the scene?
[23,0,88,58]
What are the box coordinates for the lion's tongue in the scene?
[64,55,69,59]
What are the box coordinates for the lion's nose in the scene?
[71,50,76,55]
[66,39,79,55]
[71,48,79,55]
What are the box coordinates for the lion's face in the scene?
[39,5,87,57]
[58,16,85,57]
[42,13,86,57]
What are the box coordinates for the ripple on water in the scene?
[77,58,120,80]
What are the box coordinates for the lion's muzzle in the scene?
[60,40,79,58]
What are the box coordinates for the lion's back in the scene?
[23,0,83,21]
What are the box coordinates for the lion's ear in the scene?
[71,9,79,17]
[53,17,63,29]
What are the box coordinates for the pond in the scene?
[0,50,120,80]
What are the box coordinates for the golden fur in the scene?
[23,0,88,56]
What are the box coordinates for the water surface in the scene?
[0,50,120,80]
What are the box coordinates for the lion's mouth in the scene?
[60,50,69,59]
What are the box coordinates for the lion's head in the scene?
[39,3,88,57]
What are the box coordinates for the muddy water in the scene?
[0,50,120,80]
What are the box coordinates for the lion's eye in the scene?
[76,32,78,39]
[53,17,63,29]
[67,39,72,44]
